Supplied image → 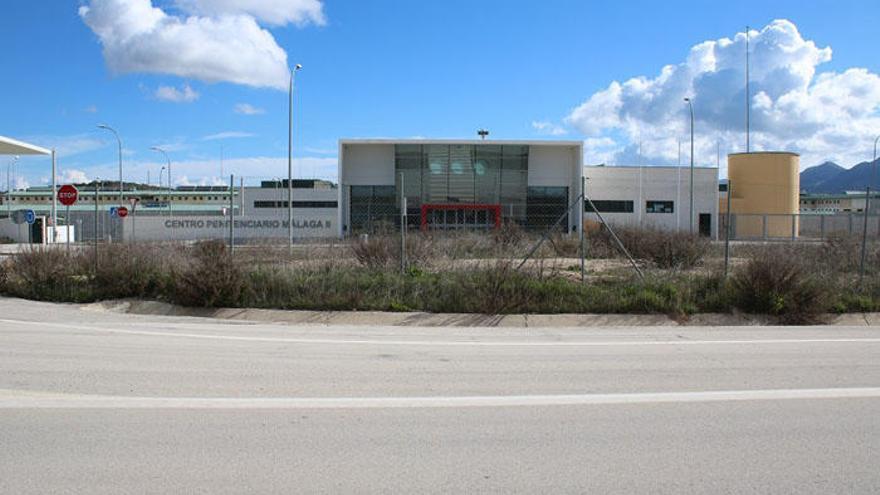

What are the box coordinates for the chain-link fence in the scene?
[720,213,880,241]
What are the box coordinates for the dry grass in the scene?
[0,229,878,321]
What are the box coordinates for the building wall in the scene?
[583,166,719,238]
[727,152,800,238]
[338,140,584,236]
[241,186,338,217]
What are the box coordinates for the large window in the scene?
[392,144,529,228]
[527,186,569,230]
[646,200,674,214]
[349,185,397,232]
[254,200,338,208]
[586,200,634,213]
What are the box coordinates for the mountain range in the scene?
[800,159,880,194]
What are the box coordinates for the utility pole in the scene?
[288,63,303,254]
[685,98,695,234]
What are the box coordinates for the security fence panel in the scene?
[725,213,880,241]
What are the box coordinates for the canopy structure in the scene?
[0,135,51,156]
[1,135,57,241]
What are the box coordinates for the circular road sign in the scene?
[24,209,36,225]
[116,206,129,218]
[58,184,79,206]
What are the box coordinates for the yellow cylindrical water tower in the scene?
[726,152,800,238]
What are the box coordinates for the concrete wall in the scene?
[240,186,338,217]
[583,166,719,238]
[340,143,395,186]
[129,213,336,243]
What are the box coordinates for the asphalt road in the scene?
[1,298,879,493]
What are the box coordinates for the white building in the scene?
[337,139,719,238]
[584,165,719,238]
[338,139,584,236]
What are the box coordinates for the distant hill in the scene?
[800,159,880,193]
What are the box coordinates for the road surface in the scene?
[1,297,879,493]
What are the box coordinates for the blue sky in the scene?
[2,0,880,188]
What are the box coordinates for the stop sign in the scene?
[58,184,78,206]
[116,206,129,218]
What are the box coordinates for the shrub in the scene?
[92,244,171,299]
[351,234,398,268]
[730,247,829,324]
[1,247,91,302]
[170,240,244,308]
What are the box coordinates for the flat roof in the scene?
[728,151,800,157]
[0,135,51,155]
[585,164,719,170]
[340,138,583,147]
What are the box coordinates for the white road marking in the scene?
[2,318,880,347]
[1,387,879,409]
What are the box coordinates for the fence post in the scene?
[94,180,99,274]
[859,186,871,287]
[820,215,826,239]
[791,213,796,240]
[400,171,406,273]
[762,214,768,240]
[849,214,854,235]
[65,204,70,253]
[229,174,235,254]
[580,176,586,283]
[724,181,732,278]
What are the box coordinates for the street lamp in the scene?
[97,124,123,205]
[288,63,302,253]
[150,146,173,238]
[861,135,880,284]
[6,155,19,217]
[684,98,695,234]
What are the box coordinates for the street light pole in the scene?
[860,135,880,285]
[98,124,123,205]
[151,146,173,240]
[6,156,19,218]
[288,63,302,254]
[684,98,695,234]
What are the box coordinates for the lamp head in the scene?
[294,64,303,71]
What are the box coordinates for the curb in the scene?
[83,299,880,328]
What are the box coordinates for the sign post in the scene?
[58,184,78,251]
[129,198,139,243]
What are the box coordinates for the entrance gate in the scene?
[420,203,502,231]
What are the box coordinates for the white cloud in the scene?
[202,131,255,141]
[79,0,303,90]
[60,169,90,184]
[175,0,325,27]
[531,121,567,136]
[84,105,98,113]
[23,134,106,158]
[234,103,266,115]
[155,83,200,102]
[564,20,880,170]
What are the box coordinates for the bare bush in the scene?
[587,226,709,269]
[730,246,829,324]
[351,234,398,268]
[171,240,245,308]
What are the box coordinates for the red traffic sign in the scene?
[58,184,79,206]
[116,206,129,218]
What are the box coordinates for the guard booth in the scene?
[30,216,45,244]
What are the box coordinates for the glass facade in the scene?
[347,143,574,233]
[396,144,529,229]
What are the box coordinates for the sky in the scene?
[2,0,880,189]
